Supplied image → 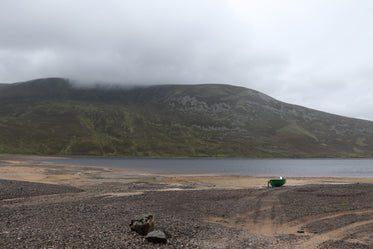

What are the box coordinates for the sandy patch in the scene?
[155,176,373,190]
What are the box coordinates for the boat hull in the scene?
[268,179,286,187]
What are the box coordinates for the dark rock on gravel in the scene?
[146,230,167,244]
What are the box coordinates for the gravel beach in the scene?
[1,156,373,248]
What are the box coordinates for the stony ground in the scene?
[1,179,373,248]
[0,179,83,200]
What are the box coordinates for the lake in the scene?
[46,157,373,178]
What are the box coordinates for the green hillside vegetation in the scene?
[1,78,373,157]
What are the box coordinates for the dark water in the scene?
[46,157,373,177]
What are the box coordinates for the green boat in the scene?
[268,178,286,187]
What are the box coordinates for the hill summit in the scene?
[1,78,373,157]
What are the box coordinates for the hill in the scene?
[1,78,373,157]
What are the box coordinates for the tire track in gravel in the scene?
[207,188,290,235]
[285,208,373,230]
[207,188,373,248]
[247,195,373,248]
[296,219,373,248]
[202,183,373,248]
[249,188,287,235]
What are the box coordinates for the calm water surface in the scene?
[46,157,373,177]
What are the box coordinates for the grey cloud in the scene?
[1,0,282,85]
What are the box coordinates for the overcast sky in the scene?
[1,0,373,120]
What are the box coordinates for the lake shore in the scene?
[1,155,373,248]
[2,155,373,189]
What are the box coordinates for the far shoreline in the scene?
[1,155,373,189]
[3,153,373,159]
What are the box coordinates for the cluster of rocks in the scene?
[130,214,168,244]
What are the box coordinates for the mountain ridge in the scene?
[1,77,373,158]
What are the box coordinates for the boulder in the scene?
[130,214,155,235]
[145,230,167,244]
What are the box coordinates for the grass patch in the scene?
[277,121,319,142]
[340,203,351,206]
